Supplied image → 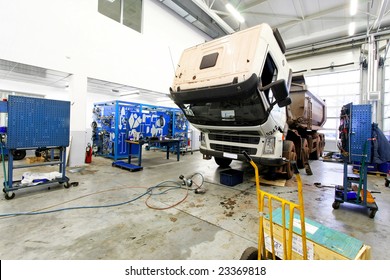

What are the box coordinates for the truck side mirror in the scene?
[278,97,291,107]
[259,79,290,108]
[270,79,289,103]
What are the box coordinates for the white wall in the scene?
[289,48,361,74]
[0,0,208,91]
[0,0,209,166]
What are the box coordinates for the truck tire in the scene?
[283,140,296,180]
[297,139,309,169]
[309,135,321,160]
[214,157,232,167]
[310,142,321,160]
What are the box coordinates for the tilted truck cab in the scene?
[170,23,324,179]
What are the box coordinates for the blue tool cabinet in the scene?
[0,96,71,200]
[91,100,188,160]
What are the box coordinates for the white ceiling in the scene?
[159,0,390,51]
[0,59,70,89]
[3,0,390,103]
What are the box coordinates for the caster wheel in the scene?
[5,192,15,200]
[332,201,340,209]
[2,188,6,193]
[385,179,389,187]
[240,247,259,260]
[64,182,71,189]
[369,209,377,218]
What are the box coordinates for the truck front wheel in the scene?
[283,140,297,180]
[214,157,232,167]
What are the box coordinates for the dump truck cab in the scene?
[170,24,296,178]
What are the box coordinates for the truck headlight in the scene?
[263,137,275,155]
[200,132,206,146]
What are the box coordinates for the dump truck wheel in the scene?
[297,139,309,169]
[214,157,232,167]
[283,140,296,180]
[310,135,322,160]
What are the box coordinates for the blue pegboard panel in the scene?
[0,100,7,113]
[6,96,70,149]
[350,104,371,163]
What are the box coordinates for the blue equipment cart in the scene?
[0,96,71,200]
[333,103,378,218]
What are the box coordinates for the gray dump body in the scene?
[287,75,326,131]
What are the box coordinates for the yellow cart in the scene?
[240,151,308,260]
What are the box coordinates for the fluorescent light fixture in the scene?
[350,0,358,16]
[119,90,140,96]
[348,22,356,36]
[226,3,245,23]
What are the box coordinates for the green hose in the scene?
[356,140,368,203]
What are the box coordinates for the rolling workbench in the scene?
[112,138,182,171]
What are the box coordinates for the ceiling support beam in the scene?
[275,4,349,30]
[370,0,389,33]
[237,0,267,12]
[191,0,235,34]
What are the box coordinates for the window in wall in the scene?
[98,0,143,33]
[305,69,361,151]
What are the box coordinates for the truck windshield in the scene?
[179,89,268,126]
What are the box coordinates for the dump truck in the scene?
[287,75,326,168]
[170,23,326,179]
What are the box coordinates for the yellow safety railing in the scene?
[243,151,308,260]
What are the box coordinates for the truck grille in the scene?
[210,144,257,155]
[208,133,260,144]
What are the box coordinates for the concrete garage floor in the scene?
[0,150,389,260]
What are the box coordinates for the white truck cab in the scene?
[170,23,296,178]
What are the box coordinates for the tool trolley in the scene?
[0,96,71,199]
[333,103,378,218]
